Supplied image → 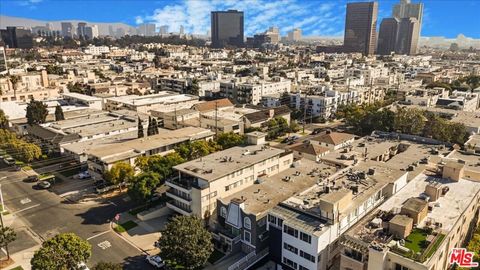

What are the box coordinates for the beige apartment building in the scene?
[166,145,294,218]
[338,170,480,270]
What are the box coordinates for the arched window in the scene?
[244,217,251,230]
[220,207,227,218]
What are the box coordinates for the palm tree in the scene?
[9,75,21,99]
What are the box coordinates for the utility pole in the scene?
[302,92,307,134]
[215,101,219,137]
[174,108,177,129]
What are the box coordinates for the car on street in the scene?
[37,181,51,189]
[25,175,40,182]
[78,171,91,179]
[146,255,165,268]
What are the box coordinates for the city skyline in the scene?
[1,0,479,38]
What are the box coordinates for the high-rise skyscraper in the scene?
[377,18,399,55]
[391,0,423,55]
[77,22,87,39]
[85,25,99,40]
[343,2,378,55]
[396,17,420,55]
[0,46,7,74]
[287,28,302,42]
[211,10,244,48]
[0,27,33,49]
[159,25,169,35]
[138,23,156,36]
[179,25,184,35]
[393,0,423,32]
[61,22,74,38]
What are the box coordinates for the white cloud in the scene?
[18,0,43,8]
[137,0,345,36]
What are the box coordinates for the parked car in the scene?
[77,262,90,270]
[37,181,51,189]
[25,175,40,182]
[4,157,15,166]
[78,171,91,179]
[146,255,165,268]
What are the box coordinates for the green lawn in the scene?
[114,220,138,233]
[424,234,446,259]
[404,228,428,253]
[208,249,225,264]
[11,266,24,270]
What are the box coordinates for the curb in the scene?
[110,221,149,255]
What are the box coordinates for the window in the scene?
[244,231,251,243]
[283,243,298,254]
[300,250,315,263]
[283,257,297,269]
[299,265,309,270]
[220,207,227,218]
[268,215,277,224]
[299,232,311,244]
[284,225,298,238]
[244,217,252,230]
[395,264,412,270]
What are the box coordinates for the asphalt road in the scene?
[0,166,153,269]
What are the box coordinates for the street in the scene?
[0,165,154,269]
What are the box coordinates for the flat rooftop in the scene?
[174,145,286,182]
[220,159,337,216]
[88,127,214,162]
[378,174,480,232]
[283,161,406,221]
[106,91,198,106]
[62,130,138,155]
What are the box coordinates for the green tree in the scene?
[104,162,135,188]
[9,75,21,98]
[92,262,122,270]
[151,118,159,135]
[45,65,64,75]
[67,82,84,94]
[128,172,161,203]
[216,132,246,150]
[393,107,425,135]
[31,233,91,270]
[26,98,48,125]
[158,216,213,269]
[54,105,65,121]
[137,118,144,138]
[175,140,218,160]
[0,226,16,260]
[186,78,200,95]
[0,109,8,129]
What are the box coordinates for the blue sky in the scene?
[1,0,478,38]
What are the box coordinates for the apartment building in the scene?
[221,78,291,105]
[214,159,338,269]
[87,127,214,177]
[104,91,200,114]
[268,161,408,270]
[289,90,358,119]
[344,66,389,86]
[338,171,480,270]
[166,145,294,217]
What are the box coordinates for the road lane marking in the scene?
[20,198,31,204]
[11,204,40,215]
[98,240,111,250]
[87,230,111,241]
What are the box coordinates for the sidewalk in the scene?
[2,208,42,270]
[112,210,167,255]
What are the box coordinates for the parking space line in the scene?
[87,230,111,241]
[11,204,40,215]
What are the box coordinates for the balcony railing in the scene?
[166,188,192,202]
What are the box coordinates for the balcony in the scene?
[166,201,192,216]
[166,188,192,205]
